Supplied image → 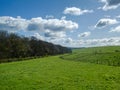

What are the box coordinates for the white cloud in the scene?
[99,0,120,11]
[63,7,93,16]
[0,16,79,46]
[43,36,120,47]
[47,37,66,45]
[84,37,120,47]
[110,26,120,32]
[78,32,91,38]
[61,16,66,20]
[44,31,66,38]
[0,16,78,32]
[28,17,79,32]
[32,33,45,40]
[0,16,28,31]
[95,18,118,29]
[65,37,120,47]
[65,38,73,43]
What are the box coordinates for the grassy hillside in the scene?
[62,46,120,66]
[0,46,120,90]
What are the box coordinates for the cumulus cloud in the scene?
[32,33,45,40]
[99,0,120,10]
[47,37,67,45]
[84,37,120,47]
[44,31,66,38]
[95,18,118,29]
[27,17,78,32]
[65,38,73,43]
[61,16,66,20]
[0,16,79,46]
[78,32,91,38]
[110,26,120,32]
[0,16,28,31]
[63,7,93,16]
[0,16,78,32]
[43,36,120,47]
[66,37,120,47]
[27,23,43,31]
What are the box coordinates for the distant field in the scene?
[0,46,120,90]
[62,46,120,66]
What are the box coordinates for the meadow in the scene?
[0,46,120,90]
[62,46,120,66]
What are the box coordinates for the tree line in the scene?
[0,30,72,62]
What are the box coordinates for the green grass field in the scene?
[62,46,120,66]
[0,46,120,90]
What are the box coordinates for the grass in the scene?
[62,46,120,66]
[0,46,120,90]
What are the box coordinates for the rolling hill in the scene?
[0,46,120,90]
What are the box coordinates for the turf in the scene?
[0,46,120,90]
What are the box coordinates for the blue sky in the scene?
[0,0,120,47]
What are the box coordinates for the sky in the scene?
[0,0,120,47]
